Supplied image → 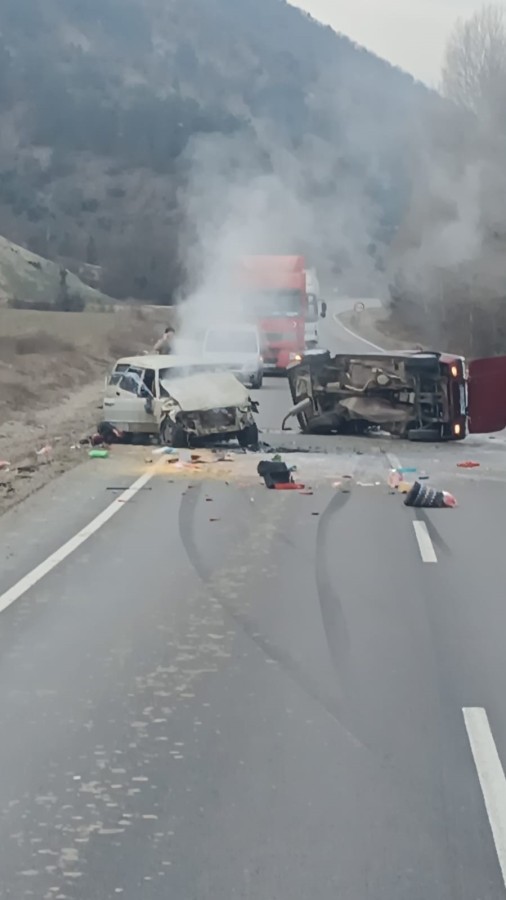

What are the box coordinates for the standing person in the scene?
[153,326,175,354]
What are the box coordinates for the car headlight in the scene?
[289,352,303,362]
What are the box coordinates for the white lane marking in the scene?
[0,471,154,614]
[463,707,506,888]
[412,520,437,563]
[332,312,385,352]
[385,451,401,471]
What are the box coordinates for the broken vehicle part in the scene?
[404,481,457,508]
[257,460,292,488]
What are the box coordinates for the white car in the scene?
[202,324,264,388]
[101,354,259,447]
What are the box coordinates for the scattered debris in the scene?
[397,466,417,474]
[89,449,109,459]
[36,444,53,463]
[257,460,292,488]
[457,461,480,468]
[209,517,220,522]
[388,469,401,489]
[153,446,178,456]
[311,512,320,516]
[404,481,457,508]
[0,461,10,471]
[273,482,305,490]
[106,486,152,491]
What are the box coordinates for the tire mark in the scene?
[315,490,352,674]
[178,485,367,752]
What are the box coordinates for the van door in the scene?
[467,356,506,433]
[104,367,156,432]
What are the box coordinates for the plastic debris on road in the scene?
[153,446,178,456]
[258,459,292,488]
[457,460,480,468]
[36,444,53,463]
[89,449,110,459]
[404,480,457,508]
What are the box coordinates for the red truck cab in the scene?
[238,255,307,373]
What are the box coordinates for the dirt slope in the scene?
[0,306,170,513]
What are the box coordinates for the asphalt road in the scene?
[1,305,506,899]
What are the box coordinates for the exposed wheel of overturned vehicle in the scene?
[238,422,259,448]
[159,417,189,448]
[407,427,442,442]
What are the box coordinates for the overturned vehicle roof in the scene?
[283,349,463,441]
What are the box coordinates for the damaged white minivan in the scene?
[101,355,259,447]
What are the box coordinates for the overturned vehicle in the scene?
[102,355,259,448]
[283,349,506,441]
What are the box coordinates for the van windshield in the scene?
[205,331,258,354]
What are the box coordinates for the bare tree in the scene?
[441,4,506,119]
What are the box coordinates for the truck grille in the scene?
[265,331,296,343]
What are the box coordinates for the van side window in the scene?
[118,367,144,394]
[119,373,141,394]
[109,364,129,386]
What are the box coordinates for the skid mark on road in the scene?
[178,485,367,752]
[315,491,351,673]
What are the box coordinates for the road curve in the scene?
[0,307,506,899]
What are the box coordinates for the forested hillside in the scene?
[0,0,429,300]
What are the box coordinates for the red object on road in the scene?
[273,482,305,490]
[457,460,480,468]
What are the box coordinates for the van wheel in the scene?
[238,422,259,448]
[160,419,188,447]
[251,373,263,389]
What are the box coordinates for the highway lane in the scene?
[0,310,506,898]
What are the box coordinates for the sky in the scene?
[290,0,488,85]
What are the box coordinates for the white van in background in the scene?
[202,323,264,389]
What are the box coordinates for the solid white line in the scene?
[412,520,438,563]
[0,470,155,614]
[463,707,506,888]
[333,312,385,352]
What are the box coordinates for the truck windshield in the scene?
[247,290,301,317]
[205,331,258,353]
